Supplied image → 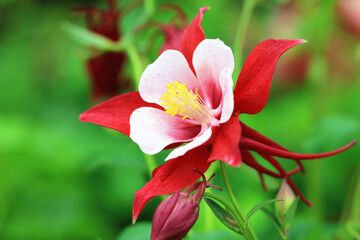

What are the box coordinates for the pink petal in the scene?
[130,107,201,155]
[193,39,234,108]
[209,115,241,166]
[233,39,305,114]
[132,146,211,222]
[181,7,209,73]
[218,67,234,124]
[165,126,213,161]
[79,91,157,136]
[139,50,201,106]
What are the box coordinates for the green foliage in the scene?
[204,198,241,234]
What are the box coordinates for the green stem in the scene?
[143,154,157,177]
[233,0,257,77]
[122,39,156,180]
[220,162,258,240]
[144,0,155,17]
[123,40,143,89]
[204,192,248,239]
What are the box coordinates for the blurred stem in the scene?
[123,38,156,178]
[144,0,155,17]
[123,40,143,88]
[233,0,257,77]
[143,154,157,177]
[220,161,258,240]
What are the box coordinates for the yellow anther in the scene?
[182,115,189,120]
[161,81,211,123]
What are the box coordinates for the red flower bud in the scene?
[73,0,129,100]
[150,171,217,240]
[150,191,200,240]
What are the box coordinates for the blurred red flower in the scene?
[74,0,128,100]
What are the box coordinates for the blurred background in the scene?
[0,0,359,239]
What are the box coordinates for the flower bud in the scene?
[150,191,200,240]
[275,180,296,223]
[150,171,218,240]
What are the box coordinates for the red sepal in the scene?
[241,122,305,173]
[240,137,356,160]
[234,39,305,114]
[79,91,158,136]
[209,115,242,166]
[132,146,211,222]
[181,7,209,73]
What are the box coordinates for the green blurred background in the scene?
[0,0,359,239]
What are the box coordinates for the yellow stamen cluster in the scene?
[160,81,211,123]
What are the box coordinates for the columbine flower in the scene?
[150,171,218,240]
[74,0,128,99]
[80,7,356,223]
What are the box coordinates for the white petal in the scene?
[139,50,202,106]
[130,107,201,155]
[192,39,235,109]
[165,126,213,161]
[219,67,234,123]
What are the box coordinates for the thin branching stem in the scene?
[220,161,258,240]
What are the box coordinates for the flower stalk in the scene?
[220,161,258,240]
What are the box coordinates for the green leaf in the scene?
[284,197,299,228]
[116,222,152,240]
[245,199,283,227]
[62,22,124,51]
[204,198,242,234]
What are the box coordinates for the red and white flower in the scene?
[80,7,356,223]
[130,37,235,161]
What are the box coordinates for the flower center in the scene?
[160,81,211,123]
